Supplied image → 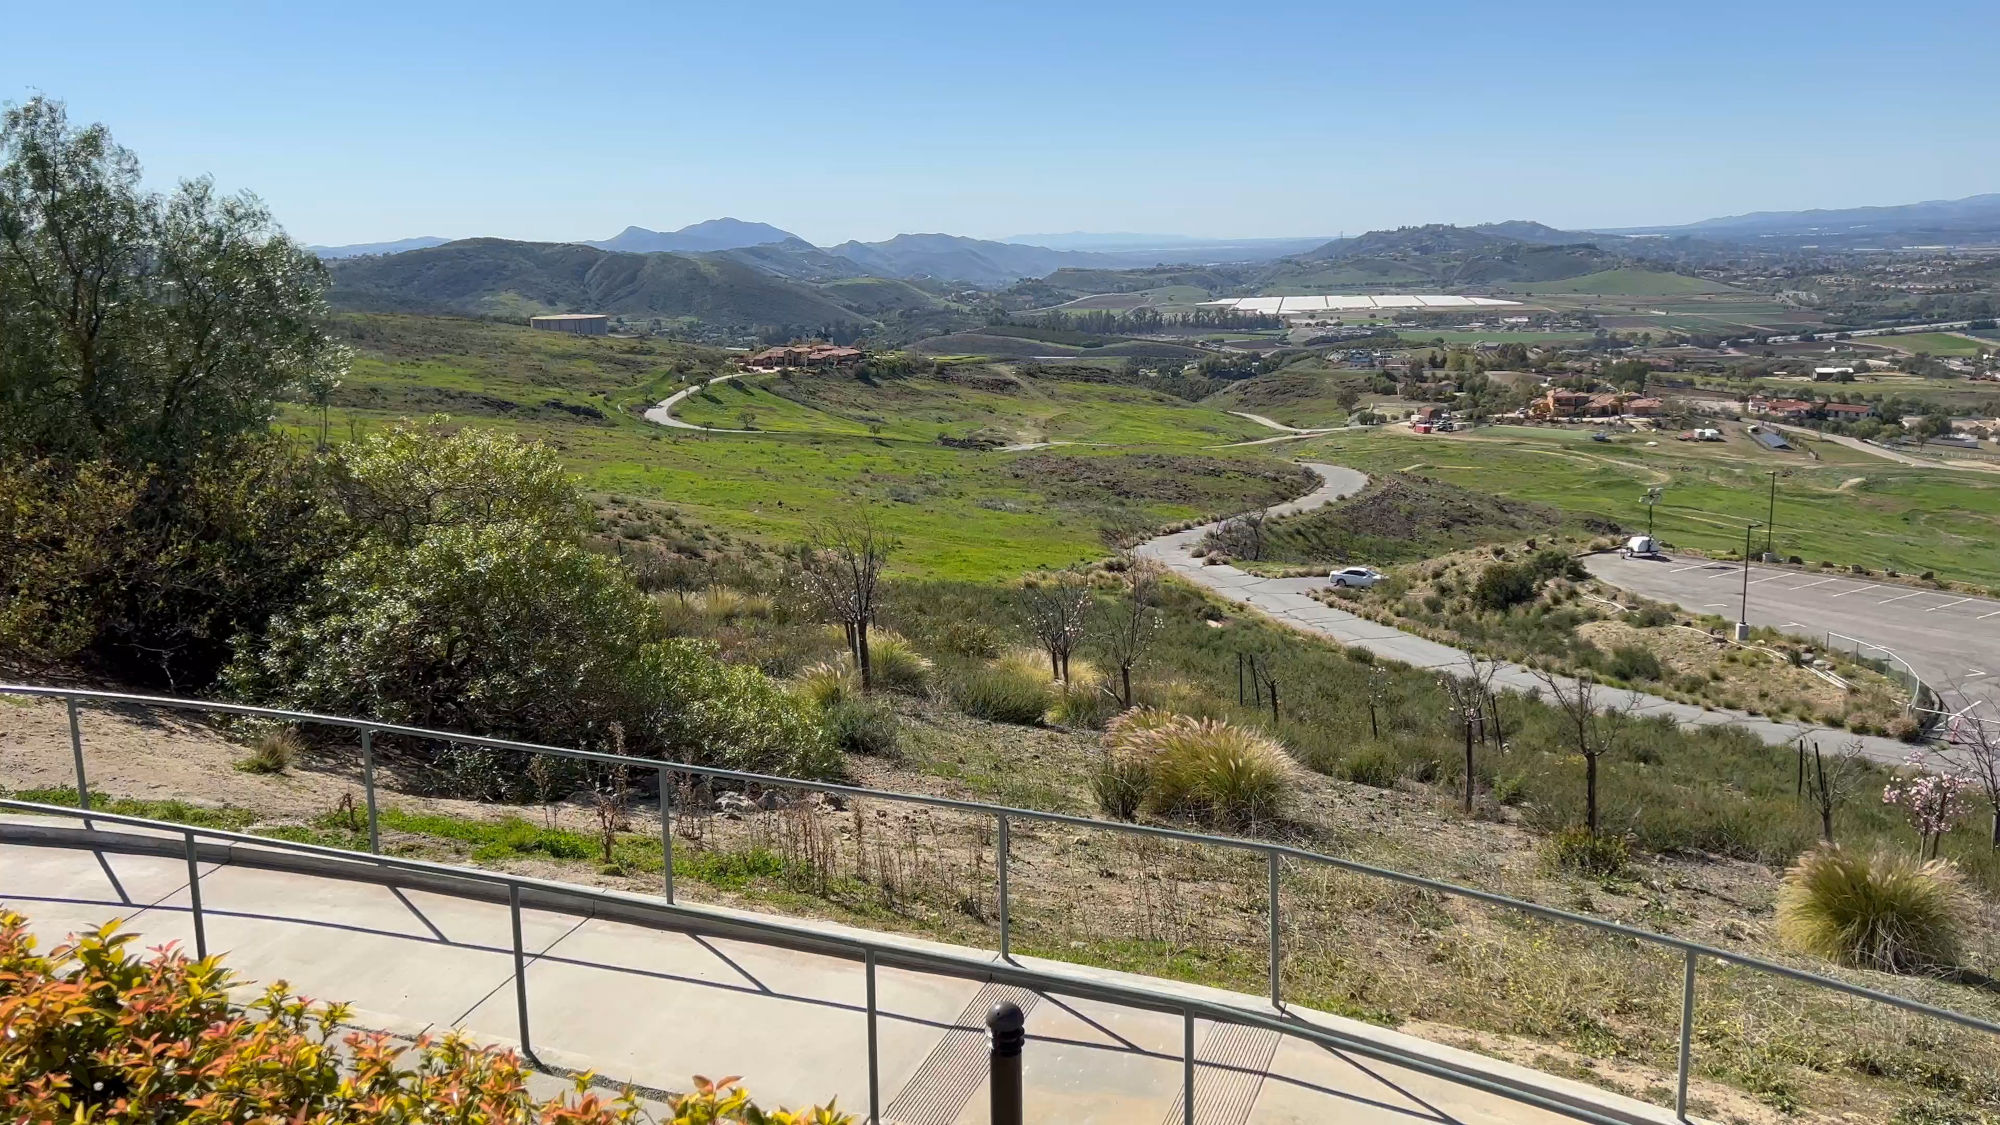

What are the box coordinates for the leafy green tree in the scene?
[0,96,336,473]
[0,97,341,684]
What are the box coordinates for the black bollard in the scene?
[987,1001,1025,1125]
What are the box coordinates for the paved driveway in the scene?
[1584,554,2000,719]
[1136,466,1921,763]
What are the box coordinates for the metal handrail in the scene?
[3,797,1635,1125]
[8,682,2000,1121]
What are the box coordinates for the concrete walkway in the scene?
[1133,464,1919,764]
[1,832,1677,1125]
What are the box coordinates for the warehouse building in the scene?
[529,313,609,336]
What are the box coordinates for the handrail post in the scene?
[865,949,881,1124]
[996,813,1011,959]
[659,765,675,902]
[1182,1008,1195,1125]
[183,830,207,960]
[1267,850,1282,1008]
[1677,949,1696,1119]
[509,883,533,1060]
[66,698,89,812]
[987,1001,1025,1125]
[361,729,380,852]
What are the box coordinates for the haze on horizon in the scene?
[10,0,1997,247]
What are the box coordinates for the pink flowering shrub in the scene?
[1882,754,1976,858]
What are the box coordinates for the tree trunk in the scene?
[1462,718,1475,814]
[1047,647,1059,679]
[1820,804,1834,845]
[856,621,872,690]
[1120,665,1133,709]
[1368,700,1378,740]
[1585,752,1599,837]
[1487,693,1505,752]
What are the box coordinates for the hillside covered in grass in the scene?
[300,315,1309,579]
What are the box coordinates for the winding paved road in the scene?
[644,372,749,432]
[1135,464,1921,763]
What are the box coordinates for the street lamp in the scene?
[1738,521,1763,641]
[1642,486,1663,538]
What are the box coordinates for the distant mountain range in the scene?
[327,238,866,329]
[308,236,450,259]
[1598,192,2000,245]
[583,218,801,254]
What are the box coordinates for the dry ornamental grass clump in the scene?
[1776,846,1969,974]
[1095,707,1292,828]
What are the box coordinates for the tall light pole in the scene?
[1642,486,1663,538]
[1738,521,1762,641]
[1764,471,1778,558]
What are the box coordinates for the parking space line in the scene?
[1788,578,1838,591]
[1748,574,1787,585]
[1926,598,1972,613]
[1879,591,1928,605]
[1829,584,1879,598]
[1981,609,2000,621]
[1669,562,1717,573]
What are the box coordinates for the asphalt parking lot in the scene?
[1584,554,2000,716]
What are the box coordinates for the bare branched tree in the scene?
[1022,566,1093,681]
[1535,671,1624,836]
[1937,687,2000,848]
[1802,738,1867,845]
[1207,508,1268,561]
[793,510,896,689]
[1439,672,1484,813]
[1366,667,1391,740]
[1097,556,1163,707]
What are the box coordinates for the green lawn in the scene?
[1294,426,2000,588]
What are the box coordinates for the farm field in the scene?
[1858,331,1992,356]
[1294,424,2000,588]
[673,369,1269,446]
[1393,329,1598,345]
[292,316,1307,580]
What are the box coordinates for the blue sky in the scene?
[9,0,1996,246]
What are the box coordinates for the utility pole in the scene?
[1737,521,1762,641]
[1765,471,1777,557]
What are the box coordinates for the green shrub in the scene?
[1339,745,1401,788]
[934,619,1000,659]
[1141,718,1291,828]
[951,662,1050,725]
[235,726,302,775]
[865,630,932,694]
[1606,644,1663,683]
[1472,561,1538,611]
[1776,847,1968,974]
[1543,827,1629,876]
[823,697,898,756]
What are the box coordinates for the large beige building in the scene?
[529,313,609,335]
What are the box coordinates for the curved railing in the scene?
[6,682,2000,1123]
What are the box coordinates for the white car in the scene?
[1328,566,1383,588]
